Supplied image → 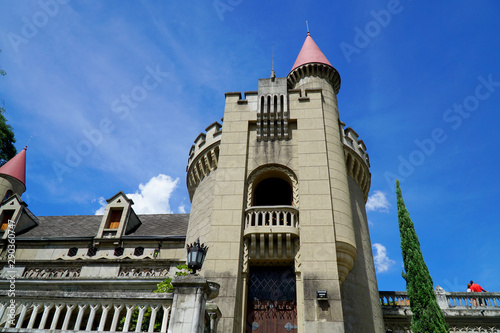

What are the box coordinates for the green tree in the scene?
[396,180,448,332]
[0,50,16,166]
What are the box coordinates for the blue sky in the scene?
[1,1,499,293]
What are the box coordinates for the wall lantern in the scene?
[316,290,328,300]
[186,238,208,274]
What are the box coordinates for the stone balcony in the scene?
[380,288,500,332]
[243,206,299,262]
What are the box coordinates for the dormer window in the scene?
[107,208,123,229]
[95,191,141,241]
[0,210,14,231]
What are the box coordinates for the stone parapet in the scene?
[340,121,371,201]
[186,122,222,200]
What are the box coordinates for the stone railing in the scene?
[244,206,299,230]
[0,290,173,332]
[243,206,299,261]
[380,290,500,310]
[380,289,500,332]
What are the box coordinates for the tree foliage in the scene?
[396,180,448,332]
[0,49,16,166]
[154,264,190,293]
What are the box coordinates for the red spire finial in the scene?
[0,146,27,186]
[290,32,332,72]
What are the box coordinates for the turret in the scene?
[287,33,357,285]
[287,32,341,93]
[0,147,27,202]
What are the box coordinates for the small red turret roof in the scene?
[0,146,26,186]
[290,32,332,72]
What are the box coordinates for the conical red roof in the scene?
[0,146,26,185]
[291,32,332,72]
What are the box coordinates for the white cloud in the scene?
[372,243,396,273]
[95,174,179,215]
[94,197,107,215]
[366,191,390,212]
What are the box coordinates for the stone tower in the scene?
[185,33,384,332]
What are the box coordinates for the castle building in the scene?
[0,32,498,333]
[185,32,382,332]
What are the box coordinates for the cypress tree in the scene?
[396,180,448,332]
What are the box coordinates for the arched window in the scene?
[247,165,298,209]
[253,178,292,206]
[2,190,13,202]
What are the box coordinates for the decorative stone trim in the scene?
[118,266,169,277]
[336,241,357,286]
[287,62,341,93]
[22,267,81,279]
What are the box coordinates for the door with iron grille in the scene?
[246,266,297,332]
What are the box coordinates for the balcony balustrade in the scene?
[380,290,500,332]
[244,206,299,261]
[244,206,299,235]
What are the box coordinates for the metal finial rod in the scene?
[272,42,275,71]
[306,20,309,33]
[26,136,32,148]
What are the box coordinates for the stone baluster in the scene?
[73,303,89,330]
[109,304,124,332]
[85,303,100,331]
[161,305,170,333]
[38,302,54,329]
[0,301,7,325]
[61,304,76,330]
[135,305,147,332]
[3,303,13,329]
[27,303,41,329]
[148,305,160,333]
[50,303,65,330]
[16,302,29,328]
[122,304,135,332]
[98,304,112,331]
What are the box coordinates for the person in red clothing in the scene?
[470,280,487,306]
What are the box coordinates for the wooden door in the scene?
[246,266,297,332]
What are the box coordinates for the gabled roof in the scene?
[0,146,27,186]
[16,214,189,239]
[290,32,332,72]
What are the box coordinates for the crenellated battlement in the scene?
[341,121,371,201]
[186,121,222,200]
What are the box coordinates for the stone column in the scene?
[167,275,220,333]
[435,285,448,309]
